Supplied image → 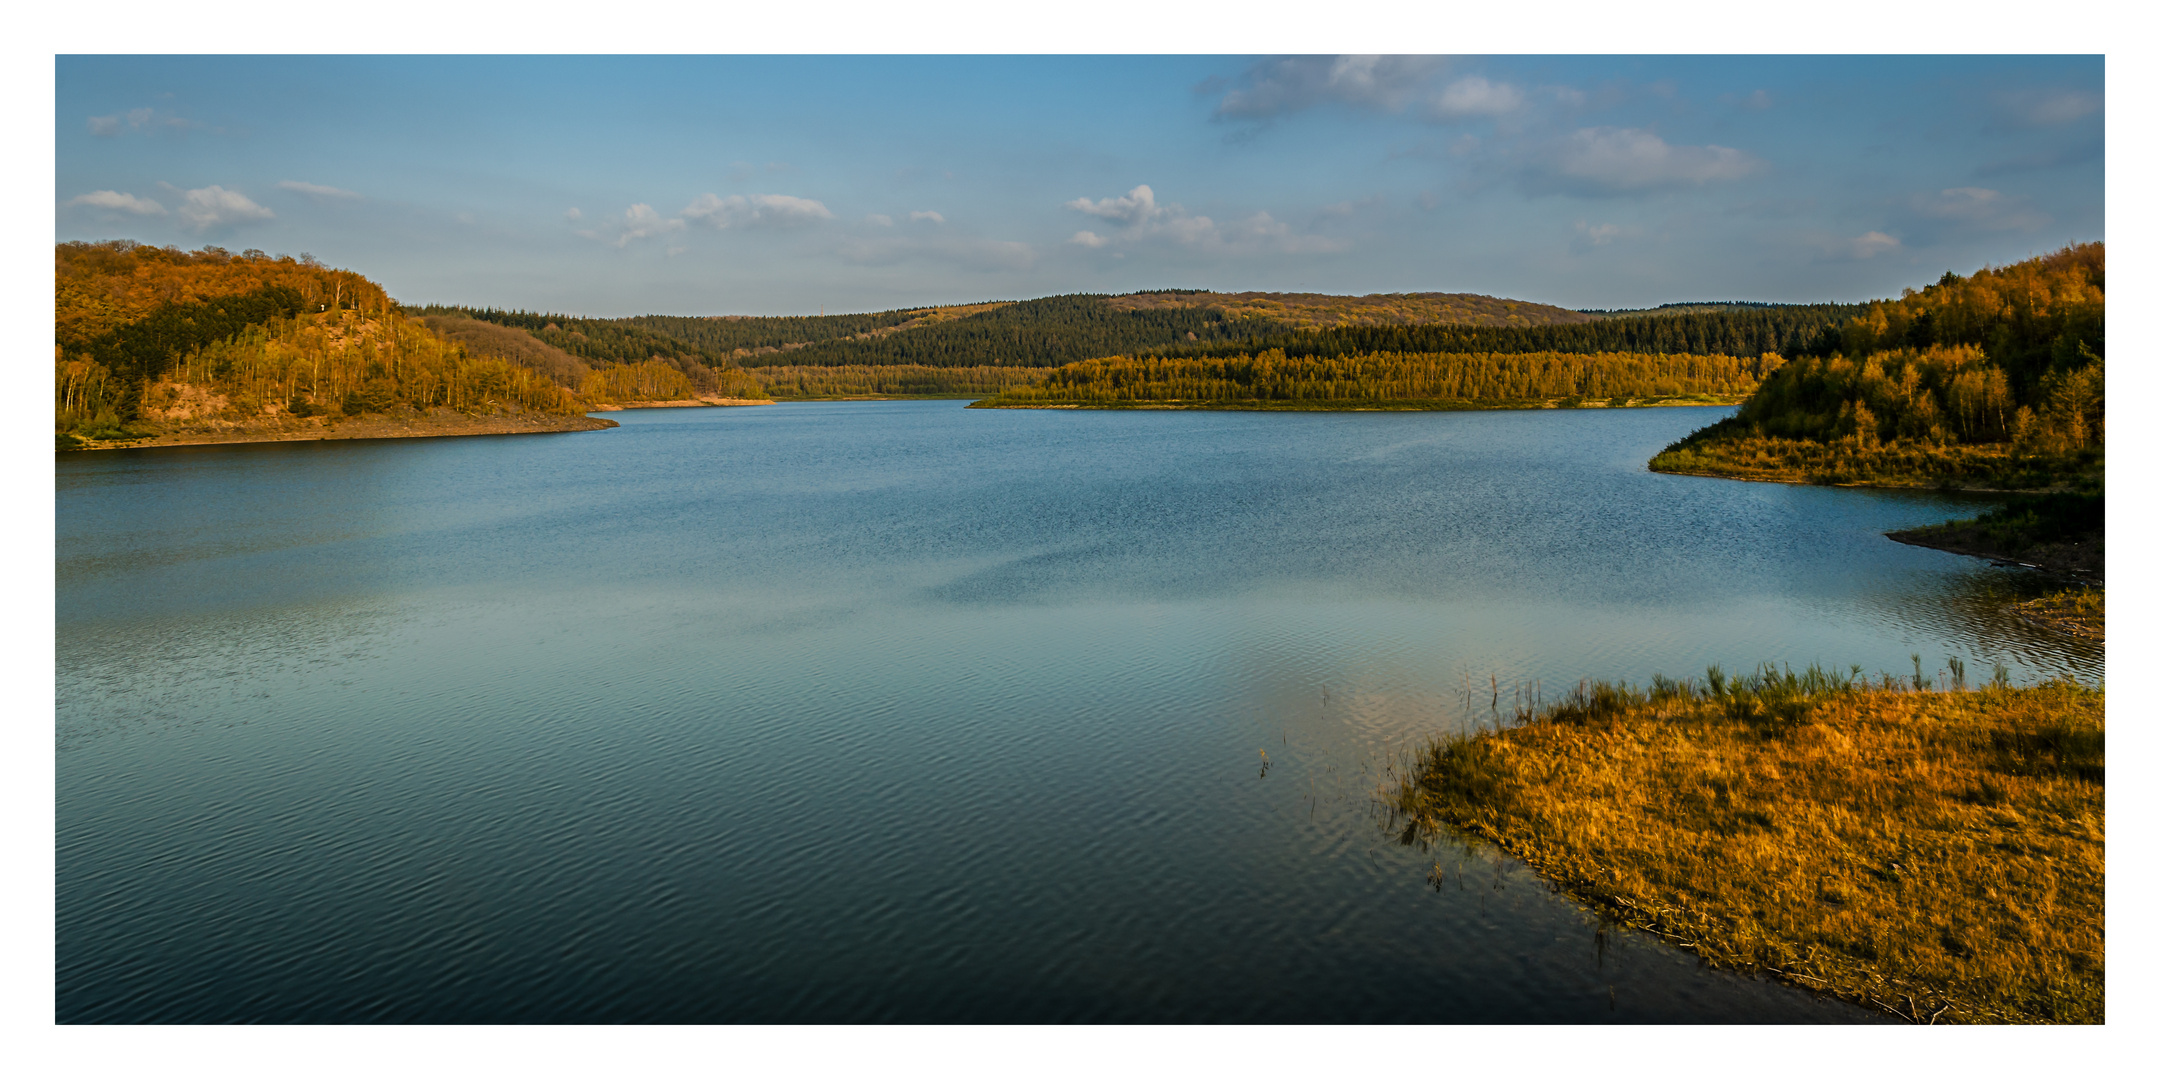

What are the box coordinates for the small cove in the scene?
[56,401,2099,1022]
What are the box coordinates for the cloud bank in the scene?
[69,190,166,216]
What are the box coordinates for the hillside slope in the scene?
[55,242,759,450]
[1649,244,2102,490]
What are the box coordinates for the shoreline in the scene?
[969,396,1745,412]
[1647,463,2056,495]
[1392,678,2104,1025]
[59,410,619,452]
[1884,527,2103,584]
[590,396,772,410]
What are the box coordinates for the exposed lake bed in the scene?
[56,401,2098,1022]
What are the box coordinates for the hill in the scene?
[1141,303,1865,366]
[429,288,1605,385]
[54,241,764,450]
[1649,244,2103,490]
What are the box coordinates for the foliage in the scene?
[421,290,1632,375]
[580,360,698,403]
[760,294,1292,368]
[57,240,385,351]
[970,348,1772,408]
[752,365,1045,399]
[1147,304,1863,364]
[1103,290,1598,332]
[2014,587,2103,640]
[419,315,593,388]
[1652,245,2103,490]
[413,306,768,398]
[55,243,598,442]
[1391,667,2104,1024]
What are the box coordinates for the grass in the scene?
[1647,435,2097,491]
[2014,587,2104,641]
[1389,665,2103,1024]
[1885,490,2105,580]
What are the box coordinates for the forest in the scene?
[54,241,762,447]
[427,289,1606,378]
[969,349,1775,409]
[1649,243,2103,490]
[1144,303,1866,365]
[750,365,1044,399]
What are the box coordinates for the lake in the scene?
[56,402,2100,1022]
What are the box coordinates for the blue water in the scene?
[55,402,2098,1022]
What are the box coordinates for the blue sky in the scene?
[55,55,2103,316]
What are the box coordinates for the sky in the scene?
[54,54,2103,317]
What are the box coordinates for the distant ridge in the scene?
[1580,302,1820,317]
[424,288,1597,371]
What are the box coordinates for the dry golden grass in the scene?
[1391,672,2103,1023]
[2016,587,2104,641]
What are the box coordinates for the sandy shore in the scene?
[62,410,620,452]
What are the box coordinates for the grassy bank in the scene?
[1648,435,2096,490]
[56,407,618,451]
[1886,490,2104,579]
[1389,666,2103,1024]
[2014,588,2104,641]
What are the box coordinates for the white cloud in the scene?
[1524,127,1764,194]
[1430,76,1523,118]
[1831,231,1901,260]
[176,186,275,232]
[565,207,582,220]
[1574,220,1623,246]
[1067,184,1164,225]
[1212,55,1448,119]
[68,190,166,216]
[1063,184,1346,256]
[682,192,835,229]
[1569,219,1646,255]
[908,210,945,223]
[86,107,176,137]
[615,203,685,246]
[1909,187,2050,232]
[1994,89,2101,128]
[277,180,361,199]
[864,213,894,227]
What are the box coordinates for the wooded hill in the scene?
[55,241,763,447]
[429,289,1605,378]
[1650,243,2103,490]
[1142,303,1866,366]
[970,349,1775,410]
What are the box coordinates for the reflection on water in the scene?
[57,402,2092,1022]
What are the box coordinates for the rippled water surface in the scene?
[56,402,2100,1023]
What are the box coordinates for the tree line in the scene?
[54,242,767,444]
[971,348,1774,408]
[1144,304,1867,366]
[1651,244,2103,489]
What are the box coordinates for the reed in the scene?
[1389,665,2103,1023]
